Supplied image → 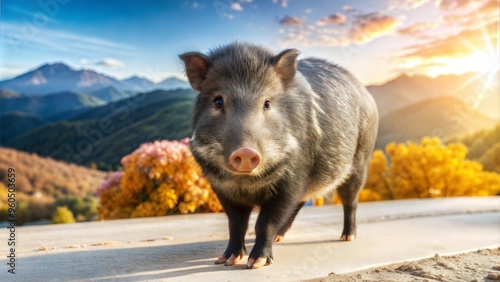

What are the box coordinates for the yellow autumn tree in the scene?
[97,139,222,220]
[51,206,76,224]
[362,137,500,201]
[359,150,389,202]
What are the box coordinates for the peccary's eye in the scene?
[264,100,271,110]
[214,97,223,109]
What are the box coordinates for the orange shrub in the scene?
[97,139,222,219]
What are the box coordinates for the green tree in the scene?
[479,143,500,173]
[55,196,98,221]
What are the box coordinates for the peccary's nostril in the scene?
[229,147,261,173]
[234,156,242,166]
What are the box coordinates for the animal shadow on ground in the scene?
[20,239,295,281]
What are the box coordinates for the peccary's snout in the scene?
[229,147,261,173]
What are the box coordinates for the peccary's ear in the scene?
[273,49,300,86]
[179,52,210,91]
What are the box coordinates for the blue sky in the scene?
[0,0,498,84]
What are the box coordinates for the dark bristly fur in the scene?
[179,42,379,268]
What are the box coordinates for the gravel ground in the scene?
[312,248,500,282]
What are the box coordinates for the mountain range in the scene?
[0,63,190,96]
[368,72,499,120]
[376,96,497,148]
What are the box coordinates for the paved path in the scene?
[1,197,499,281]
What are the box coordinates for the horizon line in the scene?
[0,61,491,87]
[0,61,188,84]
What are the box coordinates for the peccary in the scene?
[180,42,378,269]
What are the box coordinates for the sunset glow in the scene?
[424,50,499,77]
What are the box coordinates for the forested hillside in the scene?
[0,148,106,223]
[6,89,197,169]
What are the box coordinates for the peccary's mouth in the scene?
[223,163,260,176]
[225,167,256,176]
[200,159,287,189]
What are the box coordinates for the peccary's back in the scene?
[297,58,378,199]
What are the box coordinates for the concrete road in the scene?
[1,197,499,281]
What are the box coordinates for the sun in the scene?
[425,28,499,77]
[446,50,499,74]
[421,22,499,109]
[450,21,499,75]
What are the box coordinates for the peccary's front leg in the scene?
[215,197,252,266]
[247,192,298,269]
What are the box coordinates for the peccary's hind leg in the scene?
[274,201,305,242]
[338,124,375,241]
[337,169,367,241]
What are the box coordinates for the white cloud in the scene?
[397,21,439,36]
[320,28,344,35]
[274,0,287,7]
[278,15,303,26]
[95,58,125,68]
[317,13,347,26]
[0,23,135,57]
[231,2,243,11]
[342,5,355,12]
[280,12,399,47]
[388,0,431,10]
[349,13,399,43]
[318,35,348,46]
[436,0,475,10]
[80,58,89,65]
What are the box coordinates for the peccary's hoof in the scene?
[215,254,244,266]
[340,234,355,241]
[224,254,243,266]
[273,234,284,243]
[214,255,227,264]
[246,257,273,269]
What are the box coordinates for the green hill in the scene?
[0,91,106,118]
[66,89,187,121]
[6,89,197,169]
[0,89,20,99]
[445,124,500,173]
[0,113,46,144]
[87,86,133,102]
[376,96,497,149]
